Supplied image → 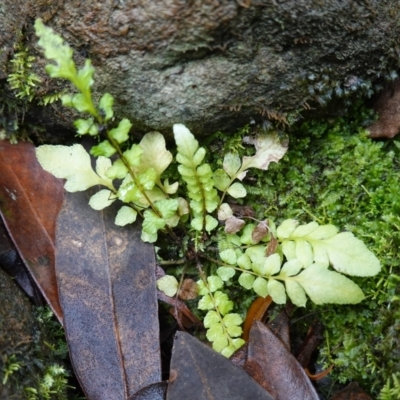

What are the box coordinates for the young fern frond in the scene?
[173,124,219,233]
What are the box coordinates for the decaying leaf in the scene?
[56,190,160,399]
[0,140,64,321]
[367,78,400,139]
[167,331,274,400]
[241,132,288,173]
[244,321,320,400]
[225,216,245,234]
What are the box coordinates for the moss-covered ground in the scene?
[207,103,400,398]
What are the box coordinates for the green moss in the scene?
[237,104,400,396]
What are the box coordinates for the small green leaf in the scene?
[227,182,247,198]
[157,275,179,297]
[222,313,243,327]
[217,267,236,281]
[238,272,255,289]
[115,206,137,226]
[292,222,319,237]
[138,131,174,179]
[106,159,128,180]
[142,210,165,240]
[306,224,338,240]
[90,140,116,157]
[207,276,224,292]
[293,263,365,304]
[174,123,199,159]
[214,291,234,315]
[88,189,116,210]
[214,169,231,191]
[219,249,237,265]
[123,144,143,167]
[277,219,298,239]
[198,294,214,310]
[263,253,282,276]
[204,310,220,328]
[205,215,218,233]
[320,232,381,276]
[138,168,157,190]
[36,144,114,192]
[295,239,313,268]
[156,198,179,219]
[109,118,132,144]
[223,152,242,178]
[237,254,252,270]
[74,118,98,136]
[281,240,296,260]
[99,93,114,121]
[253,277,269,297]
[267,279,286,304]
[280,259,303,277]
[284,280,307,307]
[191,216,203,231]
[206,323,224,342]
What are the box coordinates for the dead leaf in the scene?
[56,190,161,399]
[167,331,274,400]
[367,78,400,138]
[252,220,269,243]
[225,216,245,234]
[128,381,168,400]
[329,381,372,400]
[178,278,198,300]
[0,140,64,321]
[244,321,320,400]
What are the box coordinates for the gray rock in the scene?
[1,1,400,137]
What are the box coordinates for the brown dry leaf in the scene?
[0,140,64,321]
[225,215,245,234]
[56,190,160,399]
[178,278,198,300]
[167,331,274,400]
[244,321,320,400]
[367,78,400,138]
[252,220,269,243]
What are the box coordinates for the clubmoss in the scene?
[223,103,400,397]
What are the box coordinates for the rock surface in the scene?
[1,1,400,137]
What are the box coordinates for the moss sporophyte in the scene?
[32,17,383,387]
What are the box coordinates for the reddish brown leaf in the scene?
[329,382,372,400]
[242,296,273,341]
[244,321,320,400]
[56,190,161,400]
[0,140,64,321]
[178,278,198,300]
[367,78,400,138]
[252,220,269,243]
[167,331,274,400]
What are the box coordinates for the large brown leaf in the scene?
[244,321,320,400]
[56,190,161,400]
[166,331,274,400]
[0,140,64,320]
